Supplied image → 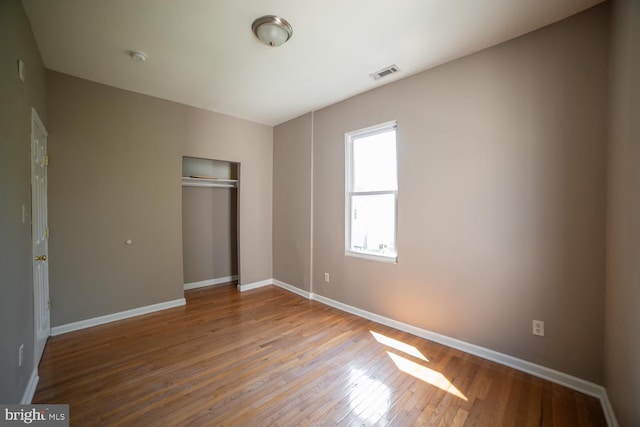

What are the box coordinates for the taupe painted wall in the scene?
[605,0,640,425]
[0,0,47,402]
[273,113,313,291]
[275,4,609,383]
[47,71,272,326]
[182,187,238,283]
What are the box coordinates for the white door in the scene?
[31,108,50,365]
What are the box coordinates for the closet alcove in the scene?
[181,156,239,289]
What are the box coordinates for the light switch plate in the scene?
[18,60,25,82]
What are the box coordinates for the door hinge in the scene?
[45,228,49,239]
[44,155,49,166]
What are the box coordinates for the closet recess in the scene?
[181,156,239,289]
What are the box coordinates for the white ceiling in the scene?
[22,0,603,126]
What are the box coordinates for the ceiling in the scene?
[21,0,603,126]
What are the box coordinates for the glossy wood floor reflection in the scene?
[34,284,606,426]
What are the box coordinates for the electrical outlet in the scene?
[532,320,545,336]
[324,273,330,282]
[18,344,24,367]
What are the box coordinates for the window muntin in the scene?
[346,122,398,261]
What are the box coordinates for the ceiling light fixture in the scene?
[129,50,148,62]
[252,15,293,47]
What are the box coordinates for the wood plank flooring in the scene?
[34,284,607,426]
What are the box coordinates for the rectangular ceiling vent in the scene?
[370,64,400,80]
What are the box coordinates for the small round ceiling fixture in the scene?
[129,50,148,62]
[252,15,293,47]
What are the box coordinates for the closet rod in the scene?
[181,177,237,188]
[182,182,236,188]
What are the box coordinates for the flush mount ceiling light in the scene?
[129,50,148,62]
[252,15,293,47]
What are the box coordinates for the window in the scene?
[346,121,398,262]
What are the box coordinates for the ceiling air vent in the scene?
[370,64,400,80]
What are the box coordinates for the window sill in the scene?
[345,250,397,264]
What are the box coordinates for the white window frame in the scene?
[345,121,398,263]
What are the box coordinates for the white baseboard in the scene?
[270,279,618,427]
[237,279,273,292]
[20,367,39,404]
[51,298,186,336]
[272,279,311,299]
[184,276,238,290]
[238,279,311,298]
[600,390,619,427]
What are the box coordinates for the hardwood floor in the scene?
[34,284,606,426]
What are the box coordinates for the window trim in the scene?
[345,121,398,263]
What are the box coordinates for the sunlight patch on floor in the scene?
[370,330,429,361]
[348,368,391,424]
[387,352,468,401]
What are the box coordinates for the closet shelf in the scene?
[181,177,238,188]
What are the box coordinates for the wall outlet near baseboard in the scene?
[324,273,330,282]
[533,320,545,336]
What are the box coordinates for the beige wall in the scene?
[275,4,609,383]
[0,0,47,402]
[182,187,238,283]
[47,71,272,326]
[605,0,640,425]
[273,113,313,291]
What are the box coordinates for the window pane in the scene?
[352,129,397,192]
[350,193,396,256]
